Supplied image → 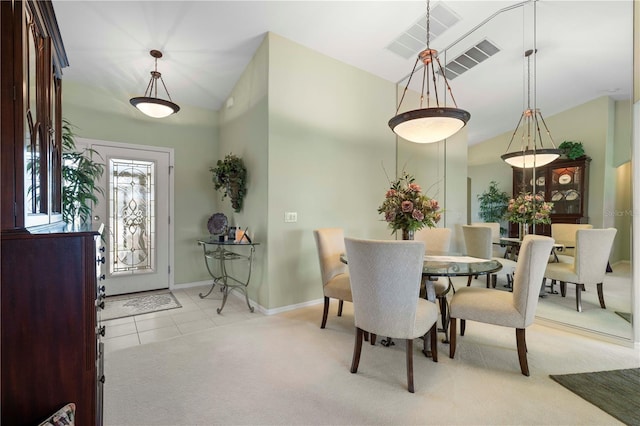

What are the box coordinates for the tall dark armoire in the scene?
[1,1,105,424]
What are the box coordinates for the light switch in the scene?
[284,212,298,223]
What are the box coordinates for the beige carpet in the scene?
[104,303,639,425]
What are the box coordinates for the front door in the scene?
[82,139,173,296]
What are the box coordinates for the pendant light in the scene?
[501,3,560,168]
[389,0,470,144]
[130,50,180,118]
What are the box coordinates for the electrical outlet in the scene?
[284,212,298,223]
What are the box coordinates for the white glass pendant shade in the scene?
[501,148,560,168]
[389,107,470,143]
[130,50,180,118]
[130,97,180,118]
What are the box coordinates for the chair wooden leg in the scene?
[560,281,566,297]
[516,328,529,376]
[486,274,491,288]
[337,299,344,317]
[491,274,497,288]
[370,333,377,346]
[597,283,606,309]
[430,323,438,362]
[363,331,369,342]
[449,317,457,358]
[461,319,466,336]
[321,297,330,328]
[576,284,583,312]
[466,276,472,287]
[350,327,364,373]
[406,339,415,393]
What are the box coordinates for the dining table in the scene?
[340,252,503,346]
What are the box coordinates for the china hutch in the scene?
[509,156,591,237]
[1,1,104,424]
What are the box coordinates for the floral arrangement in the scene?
[505,191,553,224]
[378,172,442,234]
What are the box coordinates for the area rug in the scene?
[550,368,640,425]
[101,290,181,321]
[615,311,633,323]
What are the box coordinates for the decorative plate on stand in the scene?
[207,213,228,235]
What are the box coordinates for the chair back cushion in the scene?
[462,225,493,259]
[414,227,452,253]
[512,235,555,326]
[472,222,505,257]
[574,228,617,283]
[344,238,425,338]
[313,228,348,286]
[551,223,593,256]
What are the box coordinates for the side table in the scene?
[197,238,259,314]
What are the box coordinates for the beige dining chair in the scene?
[551,223,593,260]
[344,237,438,393]
[543,228,617,312]
[471,222,505,258]
[313,228,352,329]
[462,225,517,288]
[449,235,555,376]
[414,227,453,339]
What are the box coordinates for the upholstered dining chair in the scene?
[551,223,593,260]
[449,235,555,376]
[313,228,352,329]
[543,228,617,312]
[462,225,517,289]
[471,222,505,258]
[344,237,439,393]
[415,227,453,338]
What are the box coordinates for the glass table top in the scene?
[340,253,502,277]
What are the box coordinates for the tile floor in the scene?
[102,285,262,354]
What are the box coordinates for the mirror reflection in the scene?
[397,0,633,342]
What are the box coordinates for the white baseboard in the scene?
[171,280,323,316]
[535,316,634,348]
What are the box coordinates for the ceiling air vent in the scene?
[386,3,460,60]
[436,38,500,80]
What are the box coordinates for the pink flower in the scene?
[401,201,413,212]
[430,199,439,210]
[408,183,421,192]
[385,211,396,222]
[525,195,533,202]
[518,205,527,214]
[386,189,397,198]
[434,213,442,223]
[412,209,424,221]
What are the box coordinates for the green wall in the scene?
[62,80,219,285]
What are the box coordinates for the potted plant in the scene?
[477,181,510,235]
[558,141,585,160]
[210,154,247,212]
[61,119,105,225]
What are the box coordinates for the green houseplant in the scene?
[61,119,105,225]
[210,153,247,212]
[477,181,510,234]
[558,141,585,160]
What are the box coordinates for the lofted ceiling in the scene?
[53,0,633,145]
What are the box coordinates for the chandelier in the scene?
[388,0,470,144]
[130,50,180,118]
[501,3,560,168]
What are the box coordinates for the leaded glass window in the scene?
[109,158,155,274]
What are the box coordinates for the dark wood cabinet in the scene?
[1,227,104,426]
[510,156,591,237]
[1,1,104,424]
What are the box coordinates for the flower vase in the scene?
[402,229,415,240]
[519,223,530,241]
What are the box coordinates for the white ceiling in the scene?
[53,0,633,145]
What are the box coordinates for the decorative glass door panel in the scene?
[88,142,171,295]
[109,158,156,275]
